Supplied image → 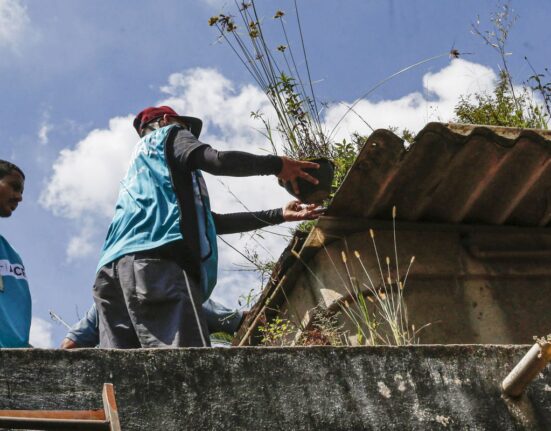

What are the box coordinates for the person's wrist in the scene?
[274,155,284,175]
[280,206,289,222]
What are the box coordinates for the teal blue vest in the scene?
[97,125,218,299]
[0,234,31,347]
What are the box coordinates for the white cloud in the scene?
[160,68,273,147]
[29,316,54,348]
[66,219,101,262]
[324,59,497,142]
[42,60,501,305]
[0,0,30,51]
[40,115,136,220]
[38,123,50,145]
[38,110,52,145]
[423,59,496,103]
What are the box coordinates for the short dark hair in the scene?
[0,160,25,180]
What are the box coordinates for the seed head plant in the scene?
[209,1,331,160]
[534,334,551,348]
[464,1,550,129]
[295,305,346,346]
[332,207,427,346]
[288,207,430,346]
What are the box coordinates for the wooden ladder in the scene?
[0,383,121,430]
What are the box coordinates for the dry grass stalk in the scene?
[329,207,428,346]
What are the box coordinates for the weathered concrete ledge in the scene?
[1,345,550,430]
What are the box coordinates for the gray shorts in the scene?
[93,252,210,348]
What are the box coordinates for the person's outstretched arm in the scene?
[60,303,99,349]
[213,201,322,235]
[171,129,319,192]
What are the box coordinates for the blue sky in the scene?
[1,0,549,346]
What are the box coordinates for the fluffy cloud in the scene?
[324,59,496,142]
[66,219,101,261]
[41,60,499,306]
[0,0,30,50]
[29,316,54,348]
[160,68,273,147]
[40,115,136,220]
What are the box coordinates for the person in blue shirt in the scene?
[94,106,321,349]
[60,299,245,348]
[0,159,31,348]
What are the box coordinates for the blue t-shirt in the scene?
[0,235,31,348]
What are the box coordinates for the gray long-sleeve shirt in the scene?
[66,299,243,347]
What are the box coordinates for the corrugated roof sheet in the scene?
[235,123,551,344]
[329,122,551,226]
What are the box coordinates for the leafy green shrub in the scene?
[258,316,296,346]
[461,1,549,129]
[331,134,366,194]
[455,70,548,128]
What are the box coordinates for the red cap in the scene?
[133,106,203,138]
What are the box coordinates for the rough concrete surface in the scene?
[0,345,550,430]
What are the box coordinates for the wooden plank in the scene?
[237,275,288,346]
[0,409,105,420]
[102,383,121,431]
[0,385,120,430]
[0,416,109,430]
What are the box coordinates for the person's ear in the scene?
[161,114,171,126]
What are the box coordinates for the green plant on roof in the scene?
[455,70,548,129]
[456,1,549,129]
[209,1,331,160]
[258,315,296,346]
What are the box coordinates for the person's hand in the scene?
[282,200,325,222]
[277,157,320,195]
[60,338,78,349]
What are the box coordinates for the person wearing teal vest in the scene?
[0,159,31,348]
[94,106,321,348]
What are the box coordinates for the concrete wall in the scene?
[1,346,550,430]
[281,226,551,345]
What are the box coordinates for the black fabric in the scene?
[187,146,283,176]
[162,127,285,278]
[163,128,203,280]
[213,209,284,235]
[170,128,282,176]
[170,128,209,168]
